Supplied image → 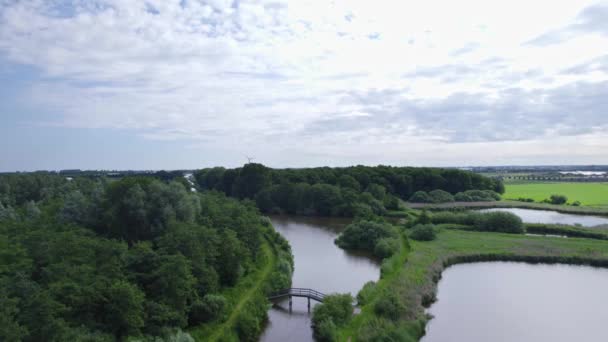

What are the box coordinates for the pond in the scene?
[259,216,380,342]
[479,207,608,227]
[422,262,608,342]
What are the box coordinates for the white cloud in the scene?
[0,0,607,166]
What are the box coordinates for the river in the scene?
[422,262,608,342]
[260,216,380,342]
[479,207,608,227]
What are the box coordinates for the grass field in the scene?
[504,182,608,206]
[337,229,608,341]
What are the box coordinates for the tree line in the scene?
[0,173,290,341]
[194,164,504,217]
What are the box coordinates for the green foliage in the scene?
[549,194,568,205]
[428,189,454,203]
[312,294,354,341]
[374,238,400,259]
[335,220,400,258]
[409,191,433,203]
[356,281,377,306]
[475,211,524,233]
[195,164,502,217]
[430,210,524,234]
[409,224,437,241]
[454,189,501,202]
[0,172,277,341]
[374,292,405,320]
[189,294,226,324]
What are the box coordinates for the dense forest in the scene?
[194,164,504,217]
[0,173,291,341]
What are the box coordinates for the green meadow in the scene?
[504,182,608,206]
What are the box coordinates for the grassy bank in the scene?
[336,229,608,341]
[406,200,608,216]
[504,182,608,206]
[190,226,292,341]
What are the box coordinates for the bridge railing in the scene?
[268,288,326,301]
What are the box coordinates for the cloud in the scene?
[0,0,607,167]
[526,2,608,46]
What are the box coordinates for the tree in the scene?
[337,175,361,192]
[102,280,145,338]
[232,163,271,199]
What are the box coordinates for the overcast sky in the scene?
[1,0,607,171]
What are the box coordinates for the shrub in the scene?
[408,191,432,203]
[312,294,354,341]
[549,194,568,205]
[475,211,524,233]
[374,237,400,259]
[454,192,473,202]
[383,195,401,210]
[453,190,500,202]
[409,224,436,241]
[428,189,454,203]
[430,211,478,226]
[335,220,398,252]
[374,292,405,320]
[549,195,568,205]
[416,210,432,225]
[356,281,377,306]
[571,201,581,206]
[516,197,535,203]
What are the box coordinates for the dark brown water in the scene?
[422,262,608,342]
[259,216,380,342]
[479,208,608,227]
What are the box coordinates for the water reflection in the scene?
[423,262,608,342]
[259,216,380,342]
[479,208,608,227]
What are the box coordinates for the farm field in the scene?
[504,182,608,206]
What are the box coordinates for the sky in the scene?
[0,0,607,171]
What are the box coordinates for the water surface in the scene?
[423,262,608,342]
[479,207,608,227]
[260,216,380,342]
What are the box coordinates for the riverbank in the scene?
[190,226,292,341]
[405,200,608,216]
[336,229,608,341]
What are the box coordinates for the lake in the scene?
[259,216,380,342]
[422,262,608,342]
[479,207,608,227]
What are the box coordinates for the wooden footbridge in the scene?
[268,288,326,311]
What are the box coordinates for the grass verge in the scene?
[406,200,608,216]
[337,229,608,341]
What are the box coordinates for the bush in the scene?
[428,189,454,203]
[571,200,581,206]
[374,237,400,259]
[516,197,535,203]
[550,194,568,205]
[408,191,432,203]
[453,190,500,202]
[430,211,478,226]
[335,220,398,253]
[356,281,377,306]
[409,224,436,241]
[475,211,524,233]
[312,294,354,341]
[374,292,405,320]
[416,210,432,225]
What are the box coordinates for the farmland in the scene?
[504,182,608,207]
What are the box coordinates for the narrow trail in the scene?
[204,239,276,342]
